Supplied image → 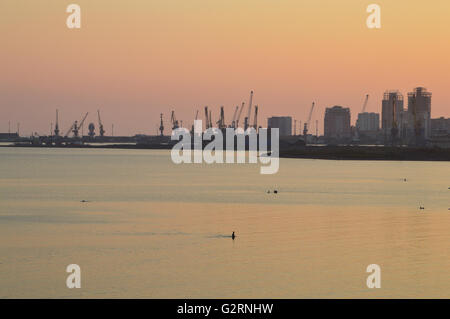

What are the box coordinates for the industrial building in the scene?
[0,133,19,141]
[381,91,404,143]
[268,116,292,136]
[356,112,379,131]
[324,106,351,143]
[431,117,450,137]
[381,87,433,146]
[355,112,380,144]
[406,87,432,142]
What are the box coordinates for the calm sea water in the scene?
[0,148,449,298]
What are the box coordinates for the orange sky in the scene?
[1,0,449,135]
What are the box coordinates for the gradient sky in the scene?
[1,0,449,136]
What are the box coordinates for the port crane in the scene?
[65,112,88,137]
[355,94,370,140]
[64,124,73,138]
[230,106,239,128]
[217,106,226,129]
[208,110,212,129]
[253,105,258,130]
[361,94,369,113]
[97,110,105,137]
[235,102,245,128]
[159,113,164,136]
[54,109,60,137]
[171,111,179,130]
[191,110,199,133]
[244,90,253,130]
[73,112,89,137]
[204,106,210,129]
[303,102,315,137]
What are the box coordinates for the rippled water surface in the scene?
[0,148,449,298]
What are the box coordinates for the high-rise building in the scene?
[324,106,351,142]
[407,87,432,141]
[431,117,450,137]
[267,116,292,136]
[356,112,380,132]
[381,91,404,141]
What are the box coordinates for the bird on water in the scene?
[232,231,235,240]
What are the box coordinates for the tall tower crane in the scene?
[159,113,164,136]
[191,110,199,133]
[244,90,253,130]
[236,102,245,128]
[230,106,239,128]
[71,112,89,137]
[204,106,209,129]
[361,94,369,113]
[171,111,179,130]
[217,106,226,129]
[208,110,212,129]
[64,123,74,138]
[54,109,60,137]
[303,102,315,137]
[97,110,105,137]
[253,105,258,130]
[356,94,370,137]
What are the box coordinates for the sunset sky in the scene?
[1,0,449,136]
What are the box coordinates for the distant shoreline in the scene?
[0,143,173,150]
[279,146,450,161]
[2,143,450,162]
